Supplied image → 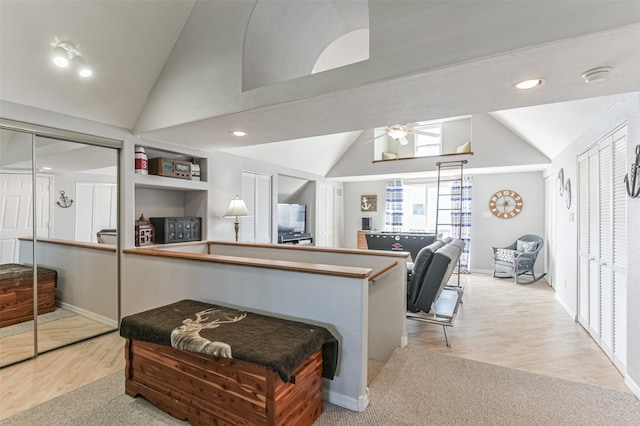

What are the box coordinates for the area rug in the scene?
[3,346,640,425]
[0,307,77,339]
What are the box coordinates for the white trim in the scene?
[469,268,493,274]
[400,334,408,347]
[624,375,640,399]
[555,292,577,321]
[323,388,370,412]
[58,301,118,328]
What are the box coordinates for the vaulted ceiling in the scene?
[1,1,639,176]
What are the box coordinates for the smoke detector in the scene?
[582,67,612,84]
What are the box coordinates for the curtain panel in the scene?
[385,179,404,232]
[451,175,472,272]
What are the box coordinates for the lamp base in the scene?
[234,220,240,242]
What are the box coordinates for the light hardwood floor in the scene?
[0,273,629,420]
[0,315,115,366]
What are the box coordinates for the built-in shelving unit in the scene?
[129,142,209,248]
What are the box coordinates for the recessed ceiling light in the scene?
[230,130,247,137]
[582,67,612,83]
[514,79,544,90]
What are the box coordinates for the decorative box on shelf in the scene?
[150,217,202,244]
[135,214,155,247]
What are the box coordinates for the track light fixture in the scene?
[52,41,92,78]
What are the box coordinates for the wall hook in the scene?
[57,190,74,208]
[625,145,640,198]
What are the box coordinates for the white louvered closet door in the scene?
[598,139,613,357]
[611,127,627,372]
[576,124,627,375]
[587,147,600,339]
[577,153,590,328]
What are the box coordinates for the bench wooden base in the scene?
[124,339,323,426]
[0,265,56,328]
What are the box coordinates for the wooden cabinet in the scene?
[357,230,369,249]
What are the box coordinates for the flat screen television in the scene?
[277,203,306,234]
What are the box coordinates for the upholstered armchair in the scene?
[492,234,546,284]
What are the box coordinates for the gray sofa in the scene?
[406,238,466,346]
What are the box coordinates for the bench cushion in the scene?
[120,299,338,382]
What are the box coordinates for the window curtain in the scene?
[385,179,404,232]
[451,175,472,272]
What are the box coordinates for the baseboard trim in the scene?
[58,301,118,328]
[400,335,408,347]
[554,293,577,321]
[469,268,493,274]
[323,388,369,412]
[624,375,640,399]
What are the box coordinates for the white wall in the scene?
[547,92,640,394]
[19,240,118,326]
[53,172,117,241]
[329,113,549,180]
[206,150,340,244]
[343,180,387,248]
[470,172,545,272]
[343,171,545,274]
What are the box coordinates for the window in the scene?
[414,124,442,157]
[402,182,453,234]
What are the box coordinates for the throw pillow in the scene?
[517,239,536,252]
[382,152,399,160]
[456,141,472,153]
[495,248,518,262]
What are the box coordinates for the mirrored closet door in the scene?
[0,122,121,367]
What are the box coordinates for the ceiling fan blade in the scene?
[411,129,439,137]
[399,136,409,146]
[363,133,391,144]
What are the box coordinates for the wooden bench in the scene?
[0,264,56,328]
[120,300,337,426]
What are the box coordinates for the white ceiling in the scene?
[1,1,639,177]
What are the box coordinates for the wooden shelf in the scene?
[372,151,473,164]
[133,173,208,191]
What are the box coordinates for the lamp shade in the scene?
[224,197,250,217]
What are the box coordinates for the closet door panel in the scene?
[577,154,590,327]
[587,150,600,339]
[598,141,613,356]
[612,129,627,371]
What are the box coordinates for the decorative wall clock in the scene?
[489,190,523,219]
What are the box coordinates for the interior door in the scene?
[576,125,628,375]
[317,183,335,247]
[543,175,556,288]
[598,139,613,357]
[577,153,589,328]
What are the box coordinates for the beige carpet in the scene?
[3,346,640,425]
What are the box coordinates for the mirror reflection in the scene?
[0,130,119,367]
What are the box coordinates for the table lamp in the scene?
[224,196,250,242]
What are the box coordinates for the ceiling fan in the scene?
[364,123,439,146]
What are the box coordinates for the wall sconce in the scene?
[223,196,250,242]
